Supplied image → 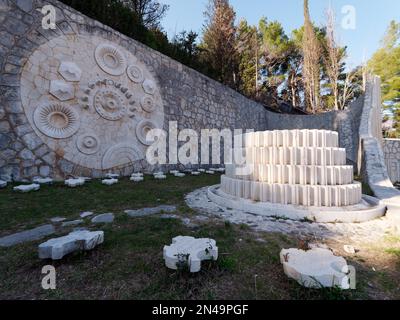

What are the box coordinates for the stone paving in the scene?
[186,187,400,245]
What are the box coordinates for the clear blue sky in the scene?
[161,0,400,67]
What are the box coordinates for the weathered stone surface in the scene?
[33,177,53,185]
[163,236,218,273]
[50,217,67,224]
[125,205,176,217]
[13,183,40,193]
[280,248,350,289]
[0,180,7,188]
[105,173,119,179]
[62,220,84,228]
[91,213,114,224]
[0,224,56,247]
[343,245,357,254]
[39,230,104,260]
[80,211,94,218]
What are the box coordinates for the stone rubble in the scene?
[0,180,7,188]
[39,230,104,260]
[163,236,218,273]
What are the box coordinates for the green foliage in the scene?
[60,0,211,78]
[368,20,400,137]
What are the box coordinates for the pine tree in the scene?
[369,20,400,137]
[236,19,259,98]
[201,0,238,87]
[302,0,322,113]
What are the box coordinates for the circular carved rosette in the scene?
[94,43,127,76]
[102,143,143,170]
[136,119,158,146]
[33,103,80,139]
[76,133,101,155]
[140,96,156,113]
[127,65,144,83]
[94,89,127,121]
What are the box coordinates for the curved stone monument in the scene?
[208,130,386,223]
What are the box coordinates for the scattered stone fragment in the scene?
[198,169,206,173]
[39,230,104,260]
[191,172,201,176]
[154,174,167,180]
[131,173,144,178]
[206,171,215,175]
[164,236,218,273]
[130,176,144,182]
[50,217,67,224]
[181,218,198,228]
[0,180,7,188]
[65,178,85,188]
[308,243,330,250]
[102,178,118,186]
[160,214,180,219]
[62,220,84,228]
[125,205,177,217]
[194,215,210,222]
[105,173,119,179]
[170,170,179,175]
[174,173,185,177]
[80,212,94,218]
[280,248,350,289]
[79,177,92,182]
[33,177,53,185]
[344,245,357,254]
[13,184,40,193]
[0,225,56,247]
[91,213,114,224]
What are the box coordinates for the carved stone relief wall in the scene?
[20,35,164,171]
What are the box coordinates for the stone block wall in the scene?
[384,139,400,183]
[0,0,369,181]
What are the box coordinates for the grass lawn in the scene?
[0,175,399,300]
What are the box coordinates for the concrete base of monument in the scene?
[207,185,386,223]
